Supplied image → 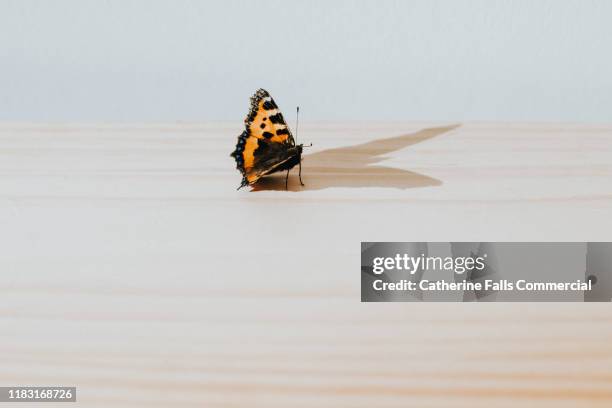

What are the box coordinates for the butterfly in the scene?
[230,89,308,190]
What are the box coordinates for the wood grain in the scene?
[0,122,611,407]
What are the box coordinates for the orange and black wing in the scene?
[244,88,295,145]
[231,89,297,188]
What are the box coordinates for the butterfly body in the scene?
[230,89,305,189]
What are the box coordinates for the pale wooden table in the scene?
[1,122,611,407]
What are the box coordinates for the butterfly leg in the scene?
[298,159,305,186]
[285,169,290,190]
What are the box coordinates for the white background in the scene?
[1,0,611,122]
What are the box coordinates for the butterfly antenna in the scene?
[295,106,299,144]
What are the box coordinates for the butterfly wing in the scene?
[231,89,298,187]
[245,88,295,145]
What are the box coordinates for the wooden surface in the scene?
[1,122,612,407]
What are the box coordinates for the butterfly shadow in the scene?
[251,124,461,192]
